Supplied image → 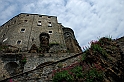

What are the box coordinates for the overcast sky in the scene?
[0,0,124,49]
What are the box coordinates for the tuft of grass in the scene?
[91,41,108,58]
[39,54,44,57]
[49,43,59,47]
[82,53,87,61]
[52,70,74,82]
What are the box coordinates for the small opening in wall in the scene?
[66,33,70,36]
[38,21,42,26]
[39,15,42,17]
[24,20,28,22]
[16,15,19,17]
[27,14,29,16]
[17,40,21,45]
[48,31,53,34]
[48,16,51,18]
[48,22,52,27]
[32,38,34,41]
[38,21,41,23]
[14,20,16,23]
[21,29,26,32]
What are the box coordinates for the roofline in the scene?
[62,27,74,34]
[0,13,57,27]
[19,13,57,18]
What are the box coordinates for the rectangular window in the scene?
[26,14,29,16]
[48,16,51,18]
[37,21,42,26]
[48,22,52,27]
[20,28,26,32]
[39,15,42,17]
[48,31,53,34]
[24,20,28,22]
[17,40,22,45]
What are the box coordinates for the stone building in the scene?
[0,13,82,81]
[0,13,81,53]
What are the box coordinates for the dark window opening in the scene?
[21,29,25,32]
[38,21,41,23]
[48,22,52,27]
[14,20,16,23]
[38,21,42,26]
[39,15,42,17]
[32,38,34,41]
[48,16,51,18]
[49,31,52,34]
[67,34,70,36]
[17,40,21,44]
[24,20,28,22]
[27,14,29,16]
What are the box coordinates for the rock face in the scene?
[80,37,124,82]
[115,36,124,60]
[51,37,124,82]
[0,37,124,82]
[98,37,124,82]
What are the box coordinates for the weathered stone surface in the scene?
[0,36,124,82]
[29,44,38,53]
[0,13,82,53]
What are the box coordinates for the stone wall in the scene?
[23,53,79,72]
[0,13,82,53]
[0,13,66,51]
[0,52,82,82]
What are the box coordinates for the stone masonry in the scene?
[0,13,82,53]
[0,13,82,81]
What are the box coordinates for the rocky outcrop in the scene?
[52,37,124,82]
[0,37,124,82]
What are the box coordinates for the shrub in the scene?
[82,53,87,61]
[71,66,83,80]
[84,68,104,82]
[52,66,104,82]
[21,57,27,64]
[91,42,108,58]
[52,70,74,82]
[57,62,63,68]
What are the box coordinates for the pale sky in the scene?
[0,0,124,49]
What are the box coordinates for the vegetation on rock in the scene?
[52,37,124,82]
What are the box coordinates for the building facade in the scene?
[0,13,82,53]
